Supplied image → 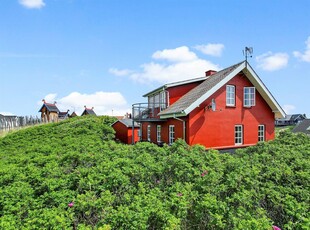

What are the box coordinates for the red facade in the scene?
[186,73,275,149]
[112,120,140,144]
[114,61,285,149]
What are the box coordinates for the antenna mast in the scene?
[243,46,253,64]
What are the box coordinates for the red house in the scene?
[119,61,285,149]
[112,119,140,144]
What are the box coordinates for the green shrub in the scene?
[0,119,309,229]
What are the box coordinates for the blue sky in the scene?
[1,0,310,117]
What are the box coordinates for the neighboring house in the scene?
[81,106,96,116]
[117,61,286,150]
[70,111,78,118]
[112,118,140,144]
[292,119,310,136]
[275,114,307,126]
[58,110,70,120]
[38,100,60,122]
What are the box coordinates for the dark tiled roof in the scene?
[277,114,306,122]
[82,108,96,116]
[292,119,310,136]
[38,103,60,113]
[59,111,69,119]
[159,61,244,116]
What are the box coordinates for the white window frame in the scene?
[138,129,141,141]
[258,125,265,142]
[226,85,235,106]
[244,87,255,107]
[169,125,175,145]
[157,125,161,143]
[160,91,167,110]
[147,125,151,142]
[148,96,154,109]
[235,125,243,145]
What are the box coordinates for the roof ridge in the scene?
[159,61,245,116]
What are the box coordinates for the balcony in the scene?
[132,102,167,122]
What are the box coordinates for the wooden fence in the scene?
[0,115,42,132]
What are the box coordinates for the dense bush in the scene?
[0,116,309,229]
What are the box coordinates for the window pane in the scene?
[244,87,255,107]
[235,125,243,145]
[226,85,235,106]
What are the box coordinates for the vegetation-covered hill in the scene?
[0,116,309,229]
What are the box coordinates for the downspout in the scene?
[173,115,186,141]
[132,105,135,144]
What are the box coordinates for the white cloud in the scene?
[293,36,310,62]
[39,92,129,116]
[194,43,225,57]
[19,0,45,9]
[111,46,220,84]
[256,52,289,71]
[152,46,197,62]
[108,68,132,76]
[282,104,296,114]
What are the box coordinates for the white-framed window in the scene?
[154,94,160,107]
[160,91,167,110]
[244,87,255,107]
[157,125,161,142]
[169,125,175,145]
[235,125,243,145]
[226,85,235,106]
[138,129,141,141]
[148,91,167,110]
[148,96,155,109]
[147,125,151,141]
[258,125,265,142]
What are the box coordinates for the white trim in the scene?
[157,125,161,142]
[183,62,246,114]
[235,125,243,145]
[246,65,285,118]
[258,125,265,142]
[226,85,235,106]
[147,125,151,142]
[169,125,175,144]
[143,76,207,97]
[243,87,256,107]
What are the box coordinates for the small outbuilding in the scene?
[112,119,140,144]
[38,100,60,122]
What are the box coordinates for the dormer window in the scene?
[148,91,167,110]
[244,87,255,107]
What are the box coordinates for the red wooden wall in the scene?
[187,73,275,149]
[112,121,139,144]
[141,73,275,149]
[167,81,203,105]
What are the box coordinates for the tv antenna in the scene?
[243,47,253,62]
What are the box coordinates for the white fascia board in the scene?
[143,86,167,97]
[183,62,246,115]
[159,111,186,119]
[246,65,286,118]
[143,76,207,97]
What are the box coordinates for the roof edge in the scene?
[143,76,207,97]
[183,62,246,115]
